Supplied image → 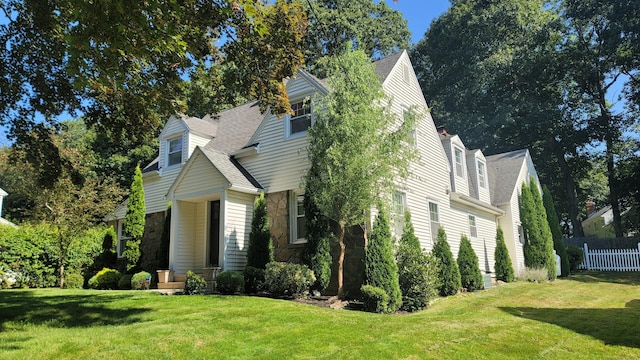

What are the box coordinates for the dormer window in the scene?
[477,161,486,188]
[167,137,183,167]
[287,99,312,137]
[454,147,464,177]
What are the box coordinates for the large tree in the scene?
[305,47,417,298]
[301,0,410,77]
[0,0,307,177]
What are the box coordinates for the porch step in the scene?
[157,281,185,290]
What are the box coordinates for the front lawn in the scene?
[0,272,638,359]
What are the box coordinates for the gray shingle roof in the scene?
[183,115,218,138]
[203,100,263,154]
[199,147,262,190]
[486,149,528,205]
[373,50,404,83]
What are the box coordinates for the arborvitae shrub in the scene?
[243,266,265,294]
[246,193,273,270]
[433,227,461,296]
[184,270,207,295]
[217,271,245,295]
[118,274,133,289]
[529,180,556,280]
[301,189,332,293]
[361,285,389,313]
[364,208,402,312]
[494,226,515,282]
[124,165,145,271]
[265,262,315,297]
[63,273,85,289]
[131,271,151,290]
[542,186,569,277]
[566,245,584,271]
[457,235,484,292]
[396,211,439,311]
[88,268,121,289]
[520,181,556,280]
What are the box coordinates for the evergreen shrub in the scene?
[361,285,389,313]
[63,273,85,289]
[217,270,244,295]
[566,245,584,271]
[265,262,315,297]
[88,268,121,289]
[494,226,515,282]
[243,266,265,294]
[184,270,207,295]
[364,208,401,312]
[301,189,332,293]
[131,271,151,290]
[246,193,273,270]
[457,235,484,292]
[118,274,133,289]
[432,227,461,296]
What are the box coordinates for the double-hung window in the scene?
[117,220,131,258]
[288,100,312,136]
[477,161,486,189]
[429,201,440,242]
[468,214,477,238]
[167,137,183,166]
[454,147,464,177]
[393,191,406,235]
[289,191,306,244]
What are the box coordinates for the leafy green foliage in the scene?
[396,214,439,312]
[302,0,410,77]
[364,208,402,312]
[494,226,515,283]
[131,271,152,290]
[118,274,133,290]
[306,47,419,297]
[243,266,265,294]
[543,186,569,277]
[457,235,484,292]
[265,262,315,297]
[246,193,273,270]
[123,165,145,272]
[433,227,461,297]
[360,285,389,313]
[217,271,245,295]
[566,245,584,272]
[62,273,84,289]
[88,268,121,290]
[302,181,333,293]
[184,271,207,295]
[520,181,556,280]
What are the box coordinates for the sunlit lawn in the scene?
[0,271,638,359]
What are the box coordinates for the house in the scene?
[0,187,17,228]
[110,50,540,291]
[582,202,617,238]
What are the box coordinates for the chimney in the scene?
[585,200,596,217]
[437,126,449,136]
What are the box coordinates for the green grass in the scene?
[0,271,638,359]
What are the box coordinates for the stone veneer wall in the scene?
[266,190,366,297]
[139,211,168,271]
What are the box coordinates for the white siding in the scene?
[160,116,187,171]
[381,52,453,253]
[114,167,181,218]
[173,151,227,200]
[451,138,469,196]
[239,75,319,193]
[188,133,211,156]
[449,203,497,274]
[223,191,256,271]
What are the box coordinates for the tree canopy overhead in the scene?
[0,0,307,145]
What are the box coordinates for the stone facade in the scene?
[139,211,168,272]
[266,191,304,263]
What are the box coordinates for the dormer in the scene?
[158,115,217,173]
[438,127,469,195]
[466,149,491,203]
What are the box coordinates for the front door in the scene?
[208,200,221,266]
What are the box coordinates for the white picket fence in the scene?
[578,243,640,271]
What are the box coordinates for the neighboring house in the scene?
[0,187,17,228]
[110,50,540,291]
[582,203,617,238]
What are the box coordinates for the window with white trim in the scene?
[167,137,183,167]
[429,201,440,242]
[403,108,418,146]
[289,191,306,244]
[454,147,464,177]
[287,100,312,137]
[477,161,486,189]
[117,220,131,258]
[518,224,525,245]
[468,214,477,238]
[393,191,406,235]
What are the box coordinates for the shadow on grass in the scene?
[0,290,151,332]
[500,299,640,349]
[567,271,640,286]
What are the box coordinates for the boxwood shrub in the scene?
[361,285,389,313]
[63,273,85,289]
[131,271,151,290]
[217,270,244,295]
[264,262,315,297]
[88,268,121,290]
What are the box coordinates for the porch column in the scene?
[168,199,180,272]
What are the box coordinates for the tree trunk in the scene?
[59,263,65,289]
[545,134,584,237]
[605,135,624,237]
[336,222,346,299]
